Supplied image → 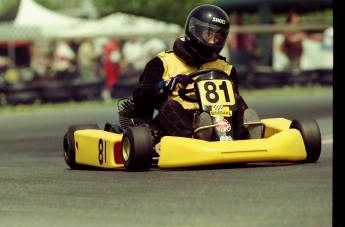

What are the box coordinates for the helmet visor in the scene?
[188,17,228,48]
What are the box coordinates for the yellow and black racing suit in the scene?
[132,37,248,139]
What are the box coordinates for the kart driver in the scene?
[131,4,249,140]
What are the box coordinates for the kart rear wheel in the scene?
[121,126,153,172]
[63,124,100,169]
[290,119,321,163]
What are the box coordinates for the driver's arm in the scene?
[132,57,168,117]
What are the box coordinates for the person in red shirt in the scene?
[103,38,122,94]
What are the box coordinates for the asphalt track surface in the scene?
[0,88,333,227]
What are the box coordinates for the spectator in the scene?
[93,37,109,78]
[52,39,77,80]
[30,48,52,79]
[0,56,12,74]
[280,10,323,72]
[77,38,98,80]
[143,37,167,60]
[228,13,256,74]
[122,36,147,77]
[102,38,122,97]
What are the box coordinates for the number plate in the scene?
[197,79,236,106]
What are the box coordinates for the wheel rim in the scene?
[122,137,130,161]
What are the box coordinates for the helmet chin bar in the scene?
[189,39,220,61]
[198,51,218,61]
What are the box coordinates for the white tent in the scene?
[0,0,181,40]
[55,12,182,39]
[0,0,90,67]
[15,0,90,38]
[0,0,89,41]
[14,0,84,27]
[99,12,182,37]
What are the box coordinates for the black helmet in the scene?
[184,4,230,61]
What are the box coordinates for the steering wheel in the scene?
[178,68,227,102]
[186,68,226,80]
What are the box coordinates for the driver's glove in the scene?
[155,74,193,94]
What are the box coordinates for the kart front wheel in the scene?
[63,124,100,169]
[121,126,153,172]
[290,119,321,163]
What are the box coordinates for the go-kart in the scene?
[63,68,322,171]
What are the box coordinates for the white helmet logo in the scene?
[212,17,226,24]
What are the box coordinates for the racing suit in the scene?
[132,37,248,139]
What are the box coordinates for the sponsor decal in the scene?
[212,17,226,24]
[216,118,231,132]
[220,135,233,141]
[210,105,232,117]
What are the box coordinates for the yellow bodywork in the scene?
[158,118,307,168]
[74,130,123,168]
[72,118,307,169]
[261,118,293,137]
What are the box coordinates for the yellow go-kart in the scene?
[63,69,321,171]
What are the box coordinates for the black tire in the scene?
[121,126,153,172]
[63,124,100,169]
[290,119,321,163]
